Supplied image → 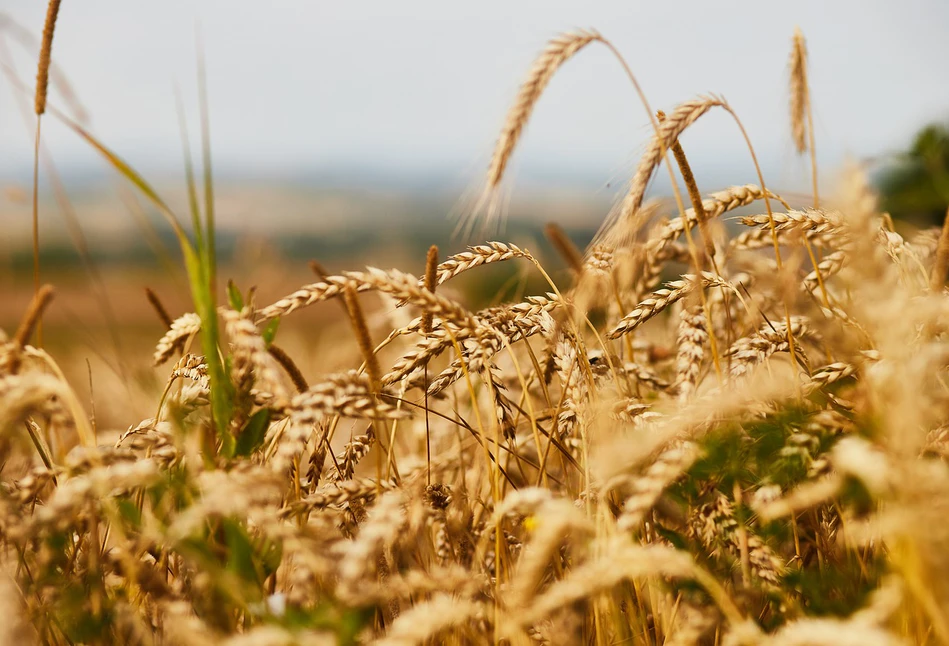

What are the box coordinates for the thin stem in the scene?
[32,117,42,345]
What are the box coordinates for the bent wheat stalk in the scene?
[31,0,63,344]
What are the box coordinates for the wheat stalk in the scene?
[30,1,64,346]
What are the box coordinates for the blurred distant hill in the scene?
[0,179,614,274]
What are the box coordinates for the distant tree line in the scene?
[876,122,949,227]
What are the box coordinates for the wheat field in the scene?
[3,6,949,645]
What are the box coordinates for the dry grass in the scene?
[3,16,949,646]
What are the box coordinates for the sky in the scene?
[1,1,948,194]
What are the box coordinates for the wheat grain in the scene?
[153,312,201,366]
[261,268,483,336]
[512,539,699,628]
[740,209,843,236]
[803,362,856,394]
[289,371,411,423]
[803,251,847,292]
[675,305,708,402]
[486,363,518,440]
[508,499,588,607]
[651,185,786,257]
[336,490,406,601]
[727,317,813,378]
[326,429,375,482]
[168,353,209,390]
[608,272,736,339]
[435,242,535,286]
[224,306,290,436]
[283,477,398,517]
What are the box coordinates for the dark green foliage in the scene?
[262,318,281,346]
[877,122,949,226]
[234,408,271,457]
[227,280,245,311]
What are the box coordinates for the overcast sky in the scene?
[1,0,948,193]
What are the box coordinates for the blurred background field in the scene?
[2,0,949,430]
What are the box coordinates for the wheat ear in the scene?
[545,223,584,274]
[789,28,808,155]
[657,109,715,263]
[343,286,380,390]
[144,287,174,328]
[602,96,726,245]
[13,284,54,348]
[35,0,61,116]
[422,245,439,334]
[790,26,820,210]
[486,30,600,190]
[460,30,600,236]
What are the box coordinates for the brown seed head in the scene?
[35,0,62,116]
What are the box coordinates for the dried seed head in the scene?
[13,284,54,348]
[343,285,380,390]
[35,0,62,115]
[153,312,201,366]
[545,222,584,274]
[601,96,727,246]
[144,287,173,328]
[487,30,600,190]
[422,245,439,335]
[789,27,809,154]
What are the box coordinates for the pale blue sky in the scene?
[1,1,948,192]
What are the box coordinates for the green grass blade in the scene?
[174,85,205,254]
[196,46,232,442]
[197,46,216,297]
[63,119,192,249]
[63,115,233,451]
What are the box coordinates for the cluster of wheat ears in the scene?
[4,5,949,645]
